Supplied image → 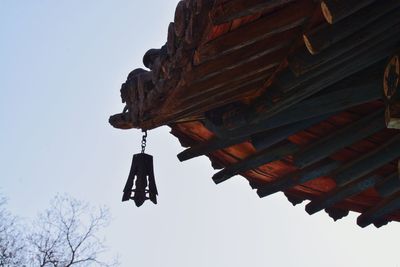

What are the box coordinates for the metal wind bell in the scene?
[122,131,158,207]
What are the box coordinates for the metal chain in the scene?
[141,130,147,153]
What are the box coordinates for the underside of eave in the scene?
[110,0,400,228]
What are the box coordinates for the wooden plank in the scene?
[195,0,312,62]
[212,142,298,184]
[384,53,400,129]
[256,160,341,197]
[288,10,400,76]
[278,29,398,93]
[210,0,295,25]
[215,70,383,139]
[383,53,400,100]
[250,114,332,151]
[182,60,277,103]
[304,0,400,54]
[178,114,330,161]
[294,109,385,168]
[190,28,297,80]
[375,173,400,197]
[320,0,376,24]
[177,137,244,162]
[305,174,381,215]
[171,79,266,121]
[217,42,396,137]
[333,134,400,186]
[357,191,400,227]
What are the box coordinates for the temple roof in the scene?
[110,0,400,227]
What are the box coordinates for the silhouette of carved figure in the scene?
[122,153,158,207]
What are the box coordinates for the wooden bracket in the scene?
[384,54,400,129]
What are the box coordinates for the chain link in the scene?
[141,130,147,153]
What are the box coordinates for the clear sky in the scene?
[1,1,400,266]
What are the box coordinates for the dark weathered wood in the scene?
[178,137,243,162]
[384,54,400,129]
[172,79,266,121]
[375,173,400,197]
[250,114,332,151]
[385,102,400,129]
[284,192,304,206]
[279,30,398,93]
[195,27,299,65]
[182,60,277,103]
[333,134,400,186]
[324,207,349,221]
[174,1,188,38]
[186,42,287,85]
[178,114,330,162]
[306,174,381,215]
[357,191,400,227]
[212,142,298,184]
[195,0,312,61]
[214,42,396,137]
[189,30,295,83]
[304,0,400,54]
[320,0,376,24]
[215,71,383,139]
[383,54,400,100]
[256,160,340,197]
[210,0,295,25]
[109,113,134,129]
[180,0,213,49]
[288,10,400,76]
[294,109,385,168]
[167,22,176,56]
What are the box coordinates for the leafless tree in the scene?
[26,195,118,267]
[0,196,25,267]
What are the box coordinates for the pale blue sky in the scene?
[1,1,400,266]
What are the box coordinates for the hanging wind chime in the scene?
[122,130,158,207]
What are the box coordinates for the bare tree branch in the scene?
[26,195,118,267]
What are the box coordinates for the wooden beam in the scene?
[383,53,400,100]
[177,114,330,161]
[279,30,398,93]
[177,137,244,162]
[324,207,349,221]
[214,42,395,137]
[288,10,400,76]
[294,109,385,168]
[188,30,296,83]
[212,142,298,184]
[250,113,332,151]
[385,103,400,129]
[194,27,299,66]
[215,69,383,139]
[182,59,277,103]
[109,113,134,130]
[210,0,296,25]
[357,191,400,227]
[195,0,312,62]
[320,0,376,24]
[170,79,266,122]
[256,160,340,197]
[375,173,400,197]
[303,0,400,54]
[305,174,381,215]
[383,53,400,129]
[333,134,400,187]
